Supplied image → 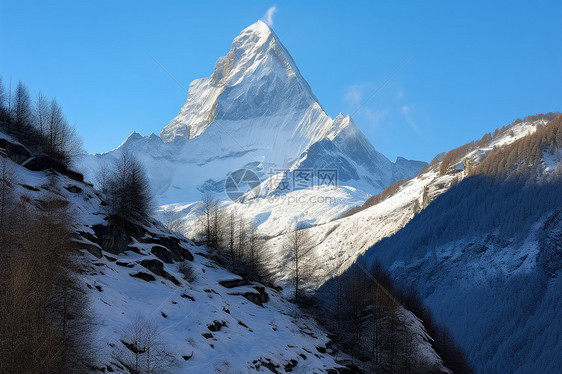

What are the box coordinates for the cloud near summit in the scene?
[262,6,278,27]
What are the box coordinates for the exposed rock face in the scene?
[0,138,30,164]
[92,222,137,255]
[140,235,194,261]
[24,156,84,182]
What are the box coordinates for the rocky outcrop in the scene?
[0,138,30,164]
[140,235,194,261]
[24,156,84,182]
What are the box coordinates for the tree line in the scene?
[314,260,473,373]
[437,112,560,177]
[0,193,92,373]
[477,113,562,178]
[0,76,82,167]
[197,193,320,304]
[197,193,271,283]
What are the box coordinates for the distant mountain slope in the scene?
[354,113,562,373]
[253,115,555,288]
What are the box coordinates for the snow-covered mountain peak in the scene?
[160,20,320,142]
[82,21,426,227]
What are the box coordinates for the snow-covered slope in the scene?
[78,21,424,225]
[161,117,551,292]
[1,131,355,373]
[85,238,348,373]
[2,128,453,372]
[237,117,548,286]
[353,113,562,373]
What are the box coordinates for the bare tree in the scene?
[236,214,248,258]
[0,199,92,373]
[7,78,11,120]
[118,315,170,374]
[211,203,226,250]
[13,81,32,130]
[0,158,13,233]
[128,155,153,219]
[234,218,270,281]
[107,151,153,222]
[0,76,7,122]
[199,192,219,247]
[44,98,83,166]
[228,210,236,257]
[283,223,315,303]
[4,81,40,147]
[34,91,49,141]
[0,76,4,106]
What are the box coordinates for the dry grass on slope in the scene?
[476,113,562,178]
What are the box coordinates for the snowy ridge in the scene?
[352,115,562,373]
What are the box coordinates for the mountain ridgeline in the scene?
[345,113,562,373]
[81,21,425,210]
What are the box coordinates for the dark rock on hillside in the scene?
[151,245,174,264]
[0,138,30,164]
[140,259,166,277]
[65,185,83,193]
[92,224,129,255]
[254,286,269,303]
[21,184,40,191]
[130,272,156,282]
[141,235,194,261]
[207,320,227,332]
[92,219,145,255]
[229,290,268,307]
[24,155,84,182]
[140,259,181,286]
[219,278,251,288]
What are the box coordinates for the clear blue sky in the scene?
[1,1,561,162]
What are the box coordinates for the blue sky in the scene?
[1,1,561,162]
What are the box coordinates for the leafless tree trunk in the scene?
[228,210,235,257]
[14,81,31,129]
[118,315,169,374]
[200,193,218,247]
[237,215,247,258]
[34,92,49,142]
[283,224,314,304]
[0,158,13,233]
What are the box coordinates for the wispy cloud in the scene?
[401,105,422,135]
[344,84,368,107]
[262,5,278,27]
[363,108,389,130]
